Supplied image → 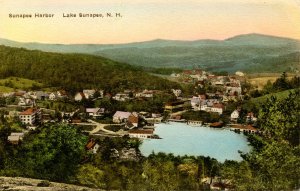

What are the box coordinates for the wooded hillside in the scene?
[0,46,179,92]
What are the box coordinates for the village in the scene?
[1,69,260,152]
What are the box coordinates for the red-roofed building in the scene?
[128,114,139,127]
[19,108,41,125]
[230,124,258,133]
[85,139,100,154]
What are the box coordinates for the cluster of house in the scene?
[171,69,207,83]
[171,69,244,83]
[113,110,161,125]
[191,95,225,114]
[230,109,257,123]
[228,108,258,133]
[0,89,106,106]
[113,111,139,128]
[1,88,175,104]
[6,108,157,144]
[3,69,253,144]
[112,110,162,138]
[74,90,104,101]
[85,138,141,161]
[167,69,246,115]
[112,89,163,101]
[164,96,226,115]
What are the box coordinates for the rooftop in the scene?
[20,108,38,115]
[113,111,132,119]
[128,129,154,134]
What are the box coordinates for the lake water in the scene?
[140,122,251,162]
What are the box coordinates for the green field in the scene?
[0,85,14,93]
[37,100,77,112]
[0,77,43,92]
[249,88,298,105]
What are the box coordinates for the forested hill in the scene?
[0,46,179,92]
[1,34,299,73]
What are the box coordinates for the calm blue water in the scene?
[140,122,251,162]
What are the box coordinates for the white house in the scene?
[18,98,33,106]
[74,92,86,101]
[172,89,182,97]
[19,108,41,125]
[191,96,201,111]
[49,92,58,101]
[230,110,240,121]
[86,108,105,118]
[112,93,130,101]
[83,89,96,99]
[8,132,25,145]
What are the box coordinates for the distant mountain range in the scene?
[1,33,299,73]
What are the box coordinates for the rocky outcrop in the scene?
[0,177,102,191]
[119,148,142,161]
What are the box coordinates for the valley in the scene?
[0,37,298,191]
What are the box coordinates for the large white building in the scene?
[19,108,41,125]
[128,129,154,139]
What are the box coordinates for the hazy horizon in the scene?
[1,0,299,44]
[1,32,300,45]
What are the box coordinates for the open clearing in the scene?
[0,77,43,92]
[247,73,295,90]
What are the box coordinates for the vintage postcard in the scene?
[0,0,299,190]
